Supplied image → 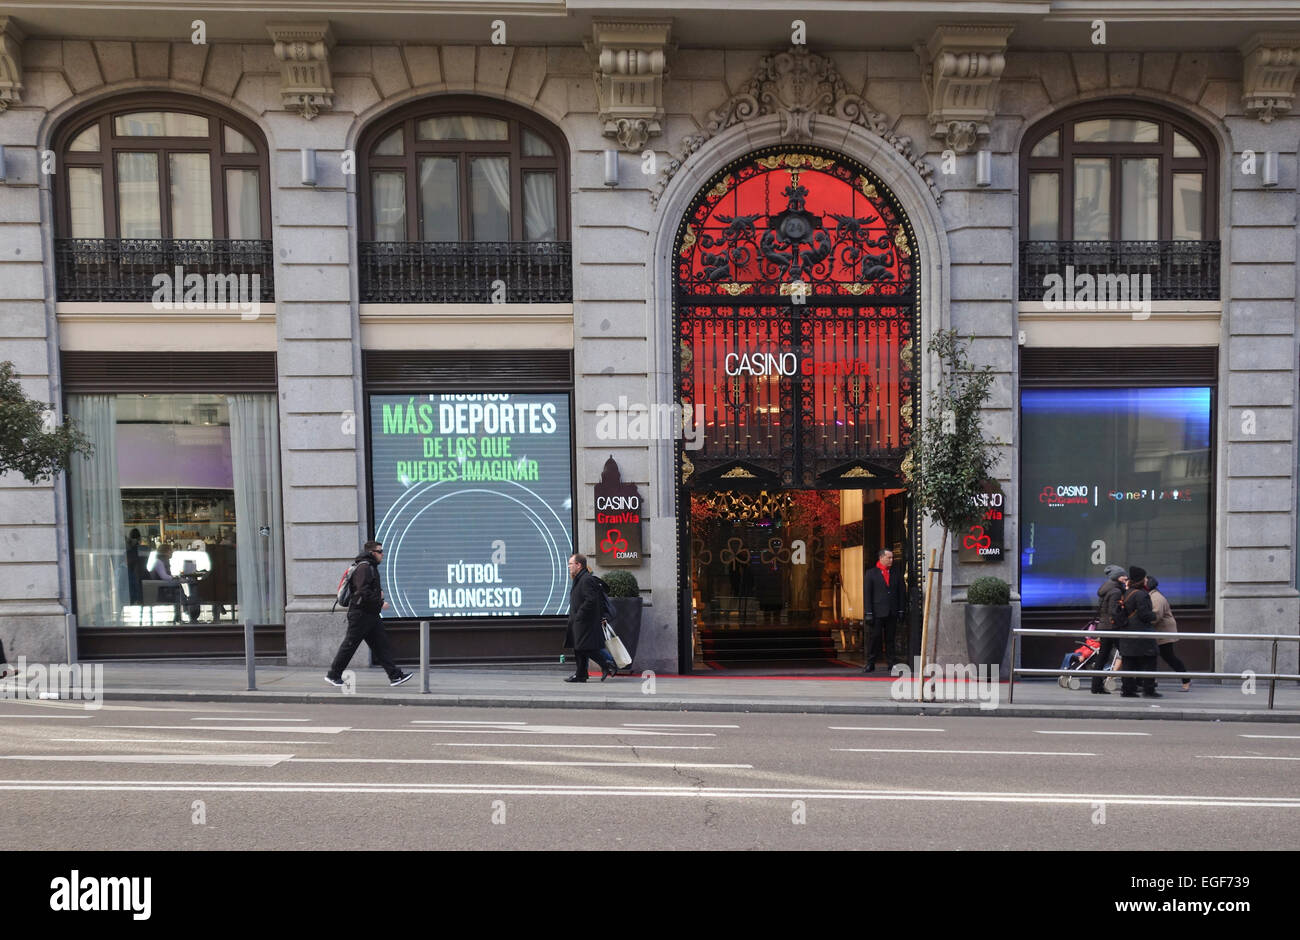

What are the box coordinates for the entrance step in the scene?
[697,627,838,662]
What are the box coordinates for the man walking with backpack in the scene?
[325,541,412,688]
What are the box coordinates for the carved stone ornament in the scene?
[653,46,941,206]
[1240,32,1300,123]
[589,20,672,151]
[0,17,25,113]
[918,24,1014,153]
[268,22,336,120]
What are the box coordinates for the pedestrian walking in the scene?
[863,548,905,672]
[1116,566,1160,698]
[563,553,616,682]
[324,541,412,688]
[1090,564,1127,694]
[1147,575,1190,691]
[0,638,16,679]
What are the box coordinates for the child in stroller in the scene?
[1058,620,1120,691]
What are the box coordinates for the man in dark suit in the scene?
[563,553,616,682]
[863,547,905,672]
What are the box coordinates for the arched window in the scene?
[55,94,271,241]
[1019,102,1218,301]
[359,96,567,243]
[1021,102,1216,242]
[357,97,570,303]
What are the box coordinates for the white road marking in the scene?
[1239,734,1300,740]
[411,720,528,725]
[191,717,312,722]
[829,726,945,732]
[622,723,739,729]
[1200,755,1300,762]
[51,738,326,745]
[283,758,751,768]
[0,754,292,766]
[833,748,1095,757]
[430,743,716,750]
[104,725,349,734]
[349,726,715,737]
[1,779,1295,808]
[1033,730,1151,736]
[0,714,95,720]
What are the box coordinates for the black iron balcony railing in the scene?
[1019,240,1220,302]
[360,241,572,303]
[55,238,275,303]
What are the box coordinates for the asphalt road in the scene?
[0,698,1296,851]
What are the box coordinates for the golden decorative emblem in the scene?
[900,450,915,481]
[721,467,757,479]
[707,175,733,199]
[779,281,811,296]
[894,226,911,258]
[842,283,871,295]
[680,340,693,368]
[718,282,752,295]
[681,455,694,482]
[901,400,914,424]
[900,339,913,369]
[841,466,875,478]
[756,153,835,171]
[857,176,879,199]
[680,225,697,255]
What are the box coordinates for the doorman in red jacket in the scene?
[863,548,905,673]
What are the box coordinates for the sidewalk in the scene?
[10,661,1299,723]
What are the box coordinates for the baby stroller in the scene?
[1058,620,1121,691]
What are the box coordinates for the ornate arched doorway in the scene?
[673,146,921,672]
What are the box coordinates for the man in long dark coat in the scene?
[564,553,616,682]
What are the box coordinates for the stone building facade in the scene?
[0,2,1296,678]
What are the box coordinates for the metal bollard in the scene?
[1008,630,1018,704]
[244,621,256,691]
[420,620,430,693]
[1269,639,1278,710]
[65,612,78,665]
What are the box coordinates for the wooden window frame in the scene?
[1020,101,1217,241]
[358,95,569,242]
[54,93,272,240]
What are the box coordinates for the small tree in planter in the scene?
[965,575,1012,670]
[905,330,1000,686]
[601,570,642,668]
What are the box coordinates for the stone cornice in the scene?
[1240,32,1300,123]
[918,24,1014,153]
[588,19,673,152]
[267,21,336,120]
[0,17,25,113]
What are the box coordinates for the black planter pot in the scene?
[608,596,643,667]
[964,604,1012,670]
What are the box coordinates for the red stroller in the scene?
[1058,620,1121,691]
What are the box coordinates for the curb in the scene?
[94,690,1300,722]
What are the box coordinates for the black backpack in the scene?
[1114,589,1142,628]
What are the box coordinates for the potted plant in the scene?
[964,575,1012,670]
[602,570,643,667]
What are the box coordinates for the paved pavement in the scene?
[1,700,1297,850]
[5,661,1298,722]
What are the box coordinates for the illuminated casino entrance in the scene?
[673,147,921,671]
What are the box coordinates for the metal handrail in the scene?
[1008,628,1300,708]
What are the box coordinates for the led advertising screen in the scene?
[1020,387,1211,608]
[369,393,574,618]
